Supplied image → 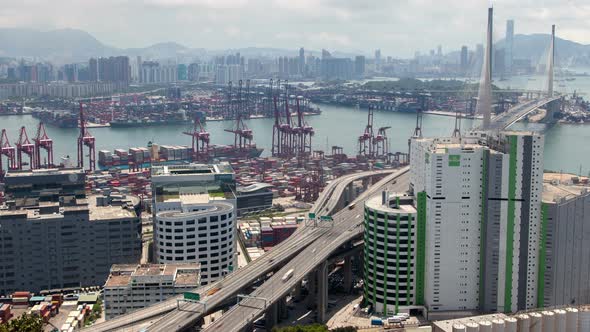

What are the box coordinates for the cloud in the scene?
[1,0,589,57]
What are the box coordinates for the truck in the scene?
[370,317,383,326]
[282,269,294,282]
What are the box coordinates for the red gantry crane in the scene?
[0,129,16,179]
[184,116,210,161]
[77,102,96,172]
[358,106,375,158]
[33,122,54,168]
[225,80,254,153]
[15,126,35,170]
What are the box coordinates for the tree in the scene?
[271,324,328,332]
[0,313,44,332]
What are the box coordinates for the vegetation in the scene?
[272,325,357,332]
[0,314,44,332]
[85,298,103,326]
[362,77,500,92]
[208,189,227,198]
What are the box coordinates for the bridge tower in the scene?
[546,24,561,122]
[476,6,493,129]
[548,24,555,97]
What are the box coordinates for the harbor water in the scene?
[1,74,590,174]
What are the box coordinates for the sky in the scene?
[1,0,589,57]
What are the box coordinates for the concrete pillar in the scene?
[293,281,302,302]
[343,256,353,294]
[317,261,329,323]
[279,297,289,320]
[306,272,317,309]
[265,302,278,331]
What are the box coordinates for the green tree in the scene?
[0,313,44,332]
[271,324,328,332]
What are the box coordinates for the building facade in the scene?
[151,163,237,285]
[363,192,419,316]
[236,183,274,215]
[0,169,141,295]
[410,131,544,314]
[103,264,200,319]
[540,181,590,307]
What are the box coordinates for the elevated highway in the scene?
[83,168,398,332]
[148,168,410,332]
[486,95,562,131]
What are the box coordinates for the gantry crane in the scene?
[77,102,96,172]
[15,126,35,170]
[33,122,54,168]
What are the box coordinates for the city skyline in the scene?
[1,1,589,58]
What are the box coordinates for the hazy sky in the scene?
[1,0,589,57]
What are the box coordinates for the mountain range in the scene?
[1,28,589,65]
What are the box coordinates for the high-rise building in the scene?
[410,130,544,314]
[460,46,469,74]
[437,45,442,57]
[97,56,130,84]
[364,192,419,316]
[0,169,142,294]
[151,163,237,285]
[103,264,200,319]
[321,57,353,80]
[539,180,590,308]
[89,58,98,82]
[299,47,305,75]
[505,20,514,75]
[188,63,200,81]
[375,49,382,70]
[494,48,506,75]
[354,56,366,79]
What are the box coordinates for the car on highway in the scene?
[282,269,294,282]
[348,203,356,210]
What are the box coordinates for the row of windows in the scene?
[158,214,232,227]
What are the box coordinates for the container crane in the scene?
[77,102,96,172]
[224,80,254,152]
[374,126,391,158]
[295,97,313,157]
[184,116,210,161]
[279,81,294,158]
[15,126,35,170]
[0,129,16,180]
[271,96,282,157]
[33,122,54,168]
[358,106,374,157]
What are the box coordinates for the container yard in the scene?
[239,216,302,253]
[0,290,100,331]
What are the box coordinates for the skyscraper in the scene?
[410,130,545,313]
[89,58,98,81]
[505,20,514,75]
[354,55,366,78]
[299,47,305,75]
[375,49,381,70]
[460,46,469,74]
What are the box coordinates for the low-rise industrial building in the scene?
[236,182,274,215]
[103,264,200,319]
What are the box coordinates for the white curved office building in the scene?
[364,192,419,316]
[152,163,237,285]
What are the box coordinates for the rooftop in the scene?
[542,172,590,203]
[0,194,139,221]
[365,192,417,214]
[105,264,200,288]
[433,313,510,332]
[4,167,85,178]
[151,163,233,177]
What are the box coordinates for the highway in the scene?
[83,168,396,332]
[149,167,410,332]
